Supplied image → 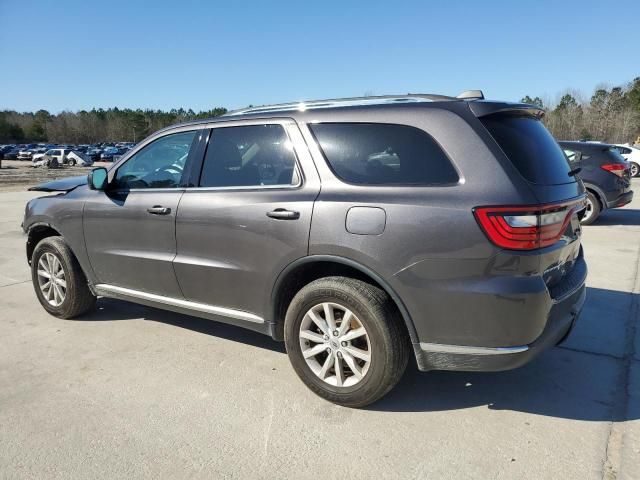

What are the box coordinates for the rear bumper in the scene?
[606,190,633,209]
[413,258,587,372]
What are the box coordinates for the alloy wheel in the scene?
[583,197,594,223]
[298,302,372,387]
[37,252,67,307]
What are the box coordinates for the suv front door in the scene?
[84,128,202,298]
[173,120,320,322]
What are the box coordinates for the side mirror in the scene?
[88,167,108,190]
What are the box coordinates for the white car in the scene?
[31,148,71,167]
[612,144,640,177]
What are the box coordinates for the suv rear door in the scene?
[173,119,320,322]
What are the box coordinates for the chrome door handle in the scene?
[266,209,300,220]
[147,206,171,215]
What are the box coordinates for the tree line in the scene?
[1,76,639,144]
[522,77,640,144]
[0,107,227,144]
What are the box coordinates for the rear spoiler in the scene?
[468,101,545,119]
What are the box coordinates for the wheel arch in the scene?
[26,223,62,264]
[583,183,606,210]
[269,255,418,344]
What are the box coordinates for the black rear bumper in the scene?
[413,259,587,372]
[606,190,633,209]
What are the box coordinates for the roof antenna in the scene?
[456,90,484,100]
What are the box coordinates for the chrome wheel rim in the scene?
[37,252,66,307]
[299,302,372,387]
[631,163,639,177]
[583,197,594,223]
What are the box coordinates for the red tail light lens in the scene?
[601,163,628,177]
[474,198,586,250]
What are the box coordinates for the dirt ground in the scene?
[0,159,111,191]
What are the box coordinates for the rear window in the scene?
[606,147,627,163]
[480,115,573,184]
[309,123,459,186]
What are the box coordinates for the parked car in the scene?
[100,147,120,160]
[611,144,640,177]
[84,148,102,162]
[18,147,37,160]
[0,145,16,159]
[4,148,20,159]
[559,141,633,224]
[32,148,71,166]
[23,92,588,407]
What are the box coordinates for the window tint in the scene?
[113,130,196,189]
[309,123,458,185]
[200,124,298,188]
[480,115,573,185]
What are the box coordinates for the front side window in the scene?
[200,124,298,188]
[113,130,197,189]
[309,123,459,185]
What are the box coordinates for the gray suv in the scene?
[23,92,588,407]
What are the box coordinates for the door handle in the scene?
[147,206,171,215]
[266,208,300,220]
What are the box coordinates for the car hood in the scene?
[28,175,87,192]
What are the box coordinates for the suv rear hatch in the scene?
[471,103,586,296]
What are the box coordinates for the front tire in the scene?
[284,277,409,408]
[31,236,96,318]
[630,162,639,178]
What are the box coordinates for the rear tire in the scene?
[630,162,639,178]
[581,191,601,225]
[68,159,76,166]
[31,236,96,318]
[284,276,409,408]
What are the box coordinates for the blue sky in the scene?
[1,0,637,113]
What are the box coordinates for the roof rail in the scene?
[224,94,455,117]
[456,90,485,100]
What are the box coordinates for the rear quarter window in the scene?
[480,115,574,185]
[309,123,459,186]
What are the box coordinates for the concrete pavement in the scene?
[0,184,638,479]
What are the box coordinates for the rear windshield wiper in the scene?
[568,167,582,177]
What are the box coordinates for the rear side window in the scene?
[200,124,299,188]
[480,115,573,185]
[309,123,459,186]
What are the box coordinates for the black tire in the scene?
[31,236,96,318]
[68,159,76,166]
[284,276,409,408]
[581,191,601,226]
[630,162,639,178]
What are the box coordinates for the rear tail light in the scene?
[474,198,586,250]
[601,163,628,177]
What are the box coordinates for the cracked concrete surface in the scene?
[0,183,638,479]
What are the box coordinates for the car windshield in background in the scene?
[480,115,574,185]
[309,123,459,186]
